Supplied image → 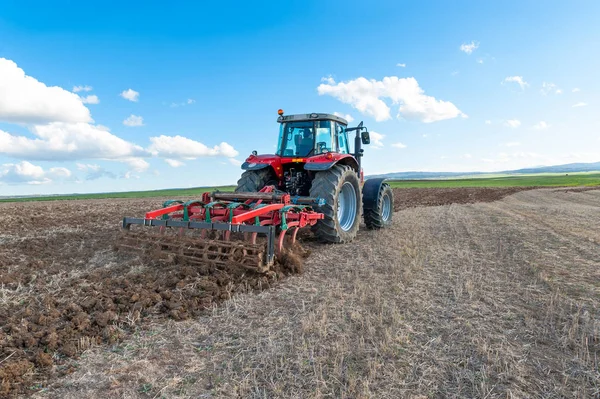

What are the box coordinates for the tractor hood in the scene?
[241,153,358,173]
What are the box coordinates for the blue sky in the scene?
[0,0,598,195]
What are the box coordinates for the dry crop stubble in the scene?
[35,188,599,398]
[1,187,598,397]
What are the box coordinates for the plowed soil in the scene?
[0,186,555,396]
[392,186,537,211]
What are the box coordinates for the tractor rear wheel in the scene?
[235,169,274,192]
[309,164,361,243]
[363,182,393,229]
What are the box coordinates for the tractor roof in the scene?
[277,113,348,126]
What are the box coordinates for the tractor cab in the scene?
[276,113,351,157]
[241,111,372,197]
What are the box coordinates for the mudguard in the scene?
[241,161,270,171]
[362,178,387,211]
[303,161,336,171]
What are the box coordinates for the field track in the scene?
[1,187,599,397]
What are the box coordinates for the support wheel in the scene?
[363,181,393,229]
[309,165,361,243]
[235,169,274,192]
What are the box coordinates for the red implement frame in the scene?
[124,186,324,255]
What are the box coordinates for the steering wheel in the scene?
[317,142,327,153]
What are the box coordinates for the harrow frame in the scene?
[121,186,325,268]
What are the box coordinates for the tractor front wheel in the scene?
[309,165,361,243]
[235,169,275,192]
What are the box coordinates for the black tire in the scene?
[309,164,361,243]
[363,182,393,229]
[235,169,274,192]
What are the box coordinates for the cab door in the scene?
[335,123,350,154]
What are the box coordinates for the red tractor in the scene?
[122,111,393,270]
[235,110,393,243]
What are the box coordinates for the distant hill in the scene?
[368,161,600,180]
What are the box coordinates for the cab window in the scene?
[335,123,350,154]
[314,121,333,154]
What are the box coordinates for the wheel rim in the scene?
[337,182,357,231]
[381,192,392,222]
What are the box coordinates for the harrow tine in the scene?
[242,231,258,245]
[290,226,299,246]
[277,229,286,254]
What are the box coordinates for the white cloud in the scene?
[533,121,550,130]
[333,112,354,123]
[170,98,196,108]
[503,76,528,90]
[0,59,238,179]
[165,158,184,167]
[77,160,146,179]
[477,58,484,64]
[320,76,335,85]
[485,120,492,125]
[541,82,562,95]
[73,85,92,93]
[122,171,141,180]
[123,114,144,127]
[228,158,242,166]
[461,153,472,159]
[572,88,581,93]
[123,157,149,172]
[49,167,71,178]
[120,89,139,102]
[572,102,587,108]
[80,95,99,104]
[0,122,147,161]
[0,58,92,124]
[369,131,385,148]
[318,76,466,123]
[0,161,71,184]
[76,163,117,180]
[396,63,406,67]
[505,119,521,128]
[76,163,99,171]
[148,135,239,159]
[391,142,407,149]
[460,41,479,54]
[504,142,521,147]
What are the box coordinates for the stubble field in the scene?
[1,186,599,398]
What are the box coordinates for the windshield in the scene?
[277,121,332,157]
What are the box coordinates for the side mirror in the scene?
[361,131,370,145]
